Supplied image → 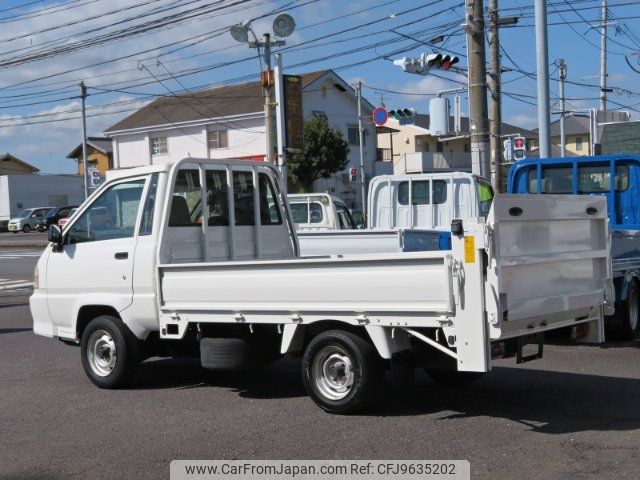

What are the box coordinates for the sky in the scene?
[0,0,638,173]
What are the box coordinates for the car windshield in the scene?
[68,208,78,216]
[45,208,58,217]
[16,209,33,218]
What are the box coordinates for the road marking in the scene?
[0,249,43,260]
[0,279,33,290]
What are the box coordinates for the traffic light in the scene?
[388,108,416,125]
[393,53,460,76]
[439,55,459,70]
[349,167,358,182]
[513,136,526,160]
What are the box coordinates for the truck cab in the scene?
[367,172,494,230]
[288,193,356,231]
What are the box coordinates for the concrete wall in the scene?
[0,175,84,221]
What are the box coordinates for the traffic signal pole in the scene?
[356,81,366,214]
[465,0,491,180]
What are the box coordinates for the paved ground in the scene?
[0,231,49,248]
[1,282,639,480]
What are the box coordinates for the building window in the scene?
[209,130,228,149]
[347,126,364,146]
[436,141,444,153]
[575,136,583,151]
[151,136,168,155]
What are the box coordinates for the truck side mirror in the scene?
[48,224,63,250]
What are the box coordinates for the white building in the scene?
[0,175,84,222]
[105,70,390,208]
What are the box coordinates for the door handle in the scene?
[114,252,128,260]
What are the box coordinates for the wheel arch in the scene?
[76,305,122,340]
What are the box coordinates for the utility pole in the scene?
[556,58,567,157]
[79,81,89,200]
[465,0,490,179]
[356,81,366,213]
[534,0,551,158]
[600,0,608,114]
[274,53,287,192]
[260,33,282,163]
[488,0,502,192]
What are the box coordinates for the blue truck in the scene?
[507,154,640,339]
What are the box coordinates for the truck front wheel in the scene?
[302,330,382,414]
[80,315,138,388]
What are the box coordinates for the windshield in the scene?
[45,208,58,217]
[477,181,494,217]
[16,209,32,218]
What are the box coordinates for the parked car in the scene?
[7,207,52,233]
[35,206,78,232]
[57,207,78,229]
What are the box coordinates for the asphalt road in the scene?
[1,281,639,480]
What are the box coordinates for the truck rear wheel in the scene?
[620,279,640,340]
[80,315,138,388]
[302,330,382,414]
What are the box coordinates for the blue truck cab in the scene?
[507,154,640,339]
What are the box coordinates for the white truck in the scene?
[367,171,494,230]
[31,158,612,413]
[290,192,452,256]
[288,193,357,231]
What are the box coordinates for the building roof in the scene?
[0,153,40,173]
[105,70,355,134]
[533,114,591,137]
[380,113,536,138]
[66,136,113,159]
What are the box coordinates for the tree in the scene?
[288,113,350,192]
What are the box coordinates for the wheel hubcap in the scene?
[87,330,117,377]
[312,345,355,400]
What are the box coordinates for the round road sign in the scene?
[372,106,388,126]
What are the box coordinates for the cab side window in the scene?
[67,179,146,244]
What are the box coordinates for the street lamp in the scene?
[229,14,296,163]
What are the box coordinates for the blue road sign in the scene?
[373,106,388,126]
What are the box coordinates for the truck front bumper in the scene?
[30,292,54,338]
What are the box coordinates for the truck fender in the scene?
[280,324,305,354]
[364,325,411,359]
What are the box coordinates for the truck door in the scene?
[45,176,149,336]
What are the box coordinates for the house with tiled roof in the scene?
[66,136,113,178]
[0,153,39,175]
[105,70,382,208]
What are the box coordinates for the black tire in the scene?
[22,224,31,233]
[302,330,382,414]
[619,279,640,340]
[80,315,138,388]
[200,337,252,370]
[425,368,485,387]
